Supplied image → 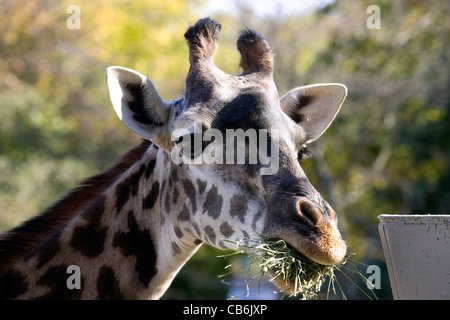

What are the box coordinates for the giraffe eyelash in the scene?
[297,145,313,161]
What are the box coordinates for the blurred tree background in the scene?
[1,0,449,299]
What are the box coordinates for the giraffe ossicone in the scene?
[0,18,347,299]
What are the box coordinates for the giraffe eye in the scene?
[175,133,206,159]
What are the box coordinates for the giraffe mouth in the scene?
[283,225,347,266]
[249,227,346,298]
[265,220,347,266]
[289,238,346,267]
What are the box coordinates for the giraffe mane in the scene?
[0,139,152,275]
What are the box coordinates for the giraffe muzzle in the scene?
[264,196,347,266]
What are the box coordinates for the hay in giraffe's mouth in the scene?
[256,236,342,299]
[221,235,348,300]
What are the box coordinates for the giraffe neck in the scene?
[0,144,202,299]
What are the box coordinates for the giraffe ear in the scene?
[106,66,171,140]
[280,83,347,143]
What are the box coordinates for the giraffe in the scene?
[0,18,347,299]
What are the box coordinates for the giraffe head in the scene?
[106,18,347,266]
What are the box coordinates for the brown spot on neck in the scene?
[112,211,157,287]
[203,186,223,219]
[70,196,108,258]
[142,181,160,211]
[96,265,125,299]
[115,164,146,214]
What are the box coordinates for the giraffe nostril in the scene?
[298,199,322,226]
